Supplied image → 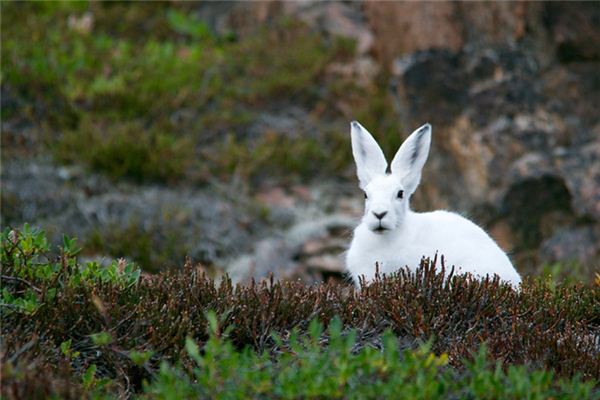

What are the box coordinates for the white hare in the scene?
[346,121,521,287]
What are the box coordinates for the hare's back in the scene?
[412,210,488,240]
[411,210,518,281]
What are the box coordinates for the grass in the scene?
[1,226,599,398]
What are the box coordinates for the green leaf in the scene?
[82,364,97,389]
[185,337,201,365]
[129,350,154,366]
[90,331,113,346]
[206,310,219,336]
[46,288,57,301]
[60,339,72,356]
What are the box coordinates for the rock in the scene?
[488,220,515,253]
[389,36,600,266]
[247,107,317,141]
[539,210,577,239]
[363,2,464,68]
[227,213,355,284]
[226,1,374,55]
[284,1,374,56]
[457,2,538,46]
[194,2,238,36]
[539,226,600,267]
[556,142,600,220]
[364,2,548,70]
[544,2,600,62]
[255,187,296,209]
[326,57,380,88]
[301,238,346,257]
[285,215,355,248]
[304,255,344,274]
[1,158,270,271]
[230,1,380,89]
[290,185,312,202]
[227,238,299,283]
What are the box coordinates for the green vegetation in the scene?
[84,221,189,273]
[143,320,596,400]
[1,2,400,182]
[2,226,599,398]
[539,260,594,285]
[55,118,194,183]
[210,130,351,181]
[2,1,403,184]
[1,224,140,316]
[4,4,597,397]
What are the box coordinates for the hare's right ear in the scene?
[390,123,431,196]
[350,121,387,189]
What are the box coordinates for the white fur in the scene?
[346,121,521,287]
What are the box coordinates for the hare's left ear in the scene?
[390,123,431,196]
[350,121,387,189]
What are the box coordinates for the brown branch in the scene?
[1,275,42,293]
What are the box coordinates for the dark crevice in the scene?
[502,175,573,251]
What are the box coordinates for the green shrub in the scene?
[142,316,596,399]
[1,225,141,316]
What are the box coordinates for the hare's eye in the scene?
[397,190,404,199]
[364,192,368,199]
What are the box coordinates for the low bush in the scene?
[2,226,599,398]
[137,316,597,399]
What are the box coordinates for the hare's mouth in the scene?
[372,225,389,234]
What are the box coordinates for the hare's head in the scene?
[350,121,431,234]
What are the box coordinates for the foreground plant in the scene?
[1,225,140,315]
[142,314,597,400]
[1,225,599,399]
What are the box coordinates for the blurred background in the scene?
[2,1,599,283]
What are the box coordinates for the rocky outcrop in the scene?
[381,2,600,269]
[227,215,355,284]
[1,158,271,271]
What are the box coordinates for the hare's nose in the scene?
[372,211,388,220]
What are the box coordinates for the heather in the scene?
[2,227,598,398]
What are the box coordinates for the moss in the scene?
[342,77,405,160]
[221,18,338,104]
[3,3,344,120]
[538,261,592,285]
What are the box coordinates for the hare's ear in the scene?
[350,121,387,189]
[390,123,431,196]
